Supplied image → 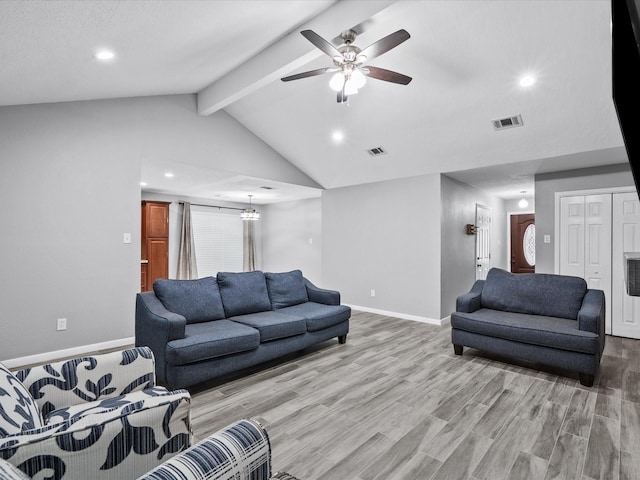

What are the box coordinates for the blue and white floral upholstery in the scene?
[0,347,191,480]
[139,419,299,480]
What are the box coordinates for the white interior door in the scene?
[559,194,612,333]
[612,192,640,339]
[559,196,586,279]
[476,204,491,280]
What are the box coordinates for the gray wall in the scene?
[440,175,507,317]
[322,174,442,320]
[0,94,310,361]
[534,163,635,273]
[261,197,322,285]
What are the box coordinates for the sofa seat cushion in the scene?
[451,308,599,354]
[154,276,226,324]
[217,271,272,317]
[265,270,309,309]
[480,268,587,320]
[229,312,307,342]
[166,320,260,366]
[275,302,351,332]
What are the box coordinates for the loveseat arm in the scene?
[304,278,340,305]
[16,347,157,417]
[578,289,605,337]
[455,280,485,313]
[1,389,191,479]
[137,418,270,480]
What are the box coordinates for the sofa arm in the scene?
[455,280,485,313]
[304,278,340,305]
[16,347,156,417]
[137,418,270,480]
[578,289,605,336]
[1,389,191,479]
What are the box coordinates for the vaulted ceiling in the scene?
[0,0,626,203]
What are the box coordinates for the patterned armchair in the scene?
[0,347,191,480]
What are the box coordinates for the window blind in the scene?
[191,207,243,276]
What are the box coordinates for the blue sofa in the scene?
[135,270,350,390]
[451,268,605,387]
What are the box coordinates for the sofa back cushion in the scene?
[0,363,43,437]
[481,268,587,320]
[154,277,226,324]
[217,271,272,317]
[265,270,309,309]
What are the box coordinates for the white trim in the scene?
[346,304,444,325]
[1,337,135,370]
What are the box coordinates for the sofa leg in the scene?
[579,373,594,387]
[338,334,347,344]
[453,344,463,355]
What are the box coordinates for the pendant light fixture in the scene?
[241,195,260,221]
[518,191,529,209]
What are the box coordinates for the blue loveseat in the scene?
[135,270,350,390]
[451,268,605,387]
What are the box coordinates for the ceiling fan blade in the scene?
[301,30,341,58]
[358,29,410,61]
[337,90,348,103]
[281,67,333,82]
[364,66,412,85]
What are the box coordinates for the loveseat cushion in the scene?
[265,270,309,309]
[451,309,600,354]
[217,271,273,317]
[166,320,260,366]
[154,277,226,324]
[275,302,351,332]
[0,363,43,437]
[481,268,587,320]
[229,312,307,342]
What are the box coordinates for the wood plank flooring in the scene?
[189,311,640,480]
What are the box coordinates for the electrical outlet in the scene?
[544,234,551,244]
[56,318,67,331]
[123,233,132,244]
[371,289,376,297]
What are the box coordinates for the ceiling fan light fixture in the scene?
[350,69,367,89]
[329,72,345,91]
[241,195,260,221]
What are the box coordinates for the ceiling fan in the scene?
[281,28,412,103]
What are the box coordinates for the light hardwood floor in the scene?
[189,311,640,480]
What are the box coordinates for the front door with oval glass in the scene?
[511,214,535,273]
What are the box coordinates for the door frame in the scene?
[554,186,636,335]
[506,208,534,274]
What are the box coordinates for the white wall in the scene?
[261,197,322,284]
[534,163,634,273]
[440,175,507,317]
[322,174,442,321]
[0,94,309,362]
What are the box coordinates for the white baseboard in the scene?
[346,304,446,326]
[2,337,135,370]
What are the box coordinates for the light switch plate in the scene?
[544,234,551,244]
[123,233,132,244]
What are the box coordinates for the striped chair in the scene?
[0,347,191,479]
[138,419,299,480]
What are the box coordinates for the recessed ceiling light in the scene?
[164,172,174,178]
[519,74,536,87]
[332,131,344,142]
[95,49,115,61]
[139,181,147,187]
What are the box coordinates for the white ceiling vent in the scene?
[367,146,387,156]
[492,114,523,131]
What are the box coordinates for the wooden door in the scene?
[510,214,535,273]
[147,238,168,291]
[612,192,640,338]
[475,204,491,280]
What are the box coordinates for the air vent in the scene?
[260,186,274,190]
[367,146,387,156]
[492,114,523,131]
